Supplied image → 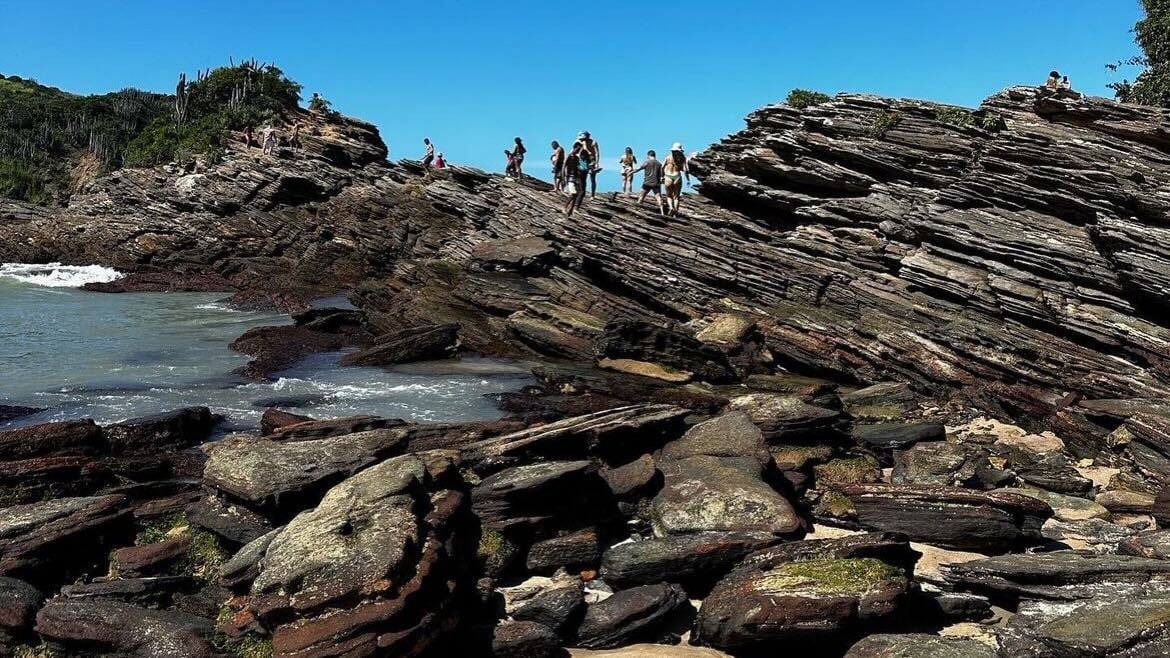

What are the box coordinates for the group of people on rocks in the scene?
[417,132,692,218]
[550,133,691,218]
[241,122,302,154]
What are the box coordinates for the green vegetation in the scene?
[133,512,230,578]
[868,110,903,139]
[0,61,304,205]
[755,558,904,595]
[786,88,832,109]
[934,106,974,128]
[0,75,170,204]
[978,112,1007,132]
[1110,0,1170,106]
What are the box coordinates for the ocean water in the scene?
[0,263,533,432]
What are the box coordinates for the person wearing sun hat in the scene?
[662,142,690,216]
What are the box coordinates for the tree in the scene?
[1109,0,1170,106]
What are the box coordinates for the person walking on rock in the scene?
[620,146,637,197]
[663,143,690,217]
[563,142,591,217]
[242,125,255,149]
[511,137,526,178]
[551,140,566,192]
[422,138,435,168]
[576,131,601,198]
[631,149,665,215]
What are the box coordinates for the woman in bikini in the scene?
[619,146,637,197]
[663,143,690,216]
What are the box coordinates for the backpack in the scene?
[577,155,590,173]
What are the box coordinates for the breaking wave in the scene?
[0,263,122,288]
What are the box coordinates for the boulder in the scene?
[472,460,618,536]
[999,592,1170,657]
[574,583,690,649]
[841,484,1052,552]
[599,454,660,499]
[600,532,783,592]
[695,557,911,651]
[844,634,997,658]
[0,419,102,460]
[111,535,192,578]
[186,492,274,546]
[726,394,844,441]
[892,441,995,487]
[526,528,602,574]
[0,577,42,644]
[853,422,945,452]
[35,598,216,658]
[512,579,585,636]
[241,453,470,657]
[260,408,315,435]
[1012,488,1110,523]
[658,411,770,465]
[651,455,801,536]
[942,550,1170,601]
[729,532,921,578]
[491,620,562,658]
[103,407,221,455]
[339,323,460,366]
[1119,529,1170,559]
[201,428,407,517]
[595,320,737,383]
[0,495,131,586]
[840,383,919,420]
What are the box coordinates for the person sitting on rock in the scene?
[550,141,566,192]
[435,152,447,168]
[1045,71,1061,90]
[1060,75,1072,91]
[630,149,665,215]
[563,142,591,218]
[512,137,526,178]
[504,149,517,176]
[422,138,435,168]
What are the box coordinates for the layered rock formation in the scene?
[8,85,1170,657]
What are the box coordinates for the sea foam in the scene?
[0,263,122,288]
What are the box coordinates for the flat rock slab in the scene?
[0,494,131,585]
[601,532,783,591]
[658,411,770,465]
[472,460,617,533]
[1000,592,1170,656]
[651,455,801,536]
[845,633,997,658]
[36,598,216,658]
[103,406,220,453]
[695,557,910,650]
[202,428,407,515]
[340,323,459,366]
[840,383,919,421]
[466,404,689,466]
[570,645,734,657]
[943,550,1170,601]
[0,419,102,460]
[729,532,921,579]
[726,394,843,441]
[575,582,690,649]
[853,422,945,451]
[841,483,1052,552]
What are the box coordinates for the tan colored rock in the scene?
[598,358,693,383]
[695,313,756,346]
[1013,488,1110,522]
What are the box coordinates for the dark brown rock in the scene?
[600,532,783,592]
[111,535,192,578]
[491,620,562,658]
[35,598,217,657]
[575,583,690,649]
[0,419,102,460]
[942,550,1170,601]
[526,528,602,574]
[0,495,132,586]
[842,483,1052,552]
[260,408,315,435]
[512,580,584,635]
[340,323,460,366]
[599,454,660,499]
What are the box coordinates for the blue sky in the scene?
[0,1,1145,189]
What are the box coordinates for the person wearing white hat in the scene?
[663,142,690,216]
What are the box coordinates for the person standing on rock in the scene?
[262,125,278,155]
[631,149,665,214]
[422,138,435,168]
[550,141,566,192]
[289,122,303,150]
[663,143,690,217]
[576,131,601,198]
[620,147,638,197]
[511,137,526,178]
[242,125,255,149]
[563,142,590,217]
